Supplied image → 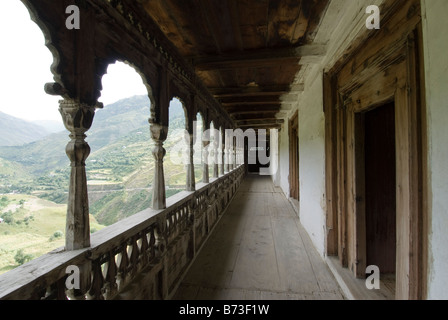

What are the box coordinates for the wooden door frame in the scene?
[289,111,299,200]
[324,0,428,300]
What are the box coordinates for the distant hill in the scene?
[0,95,188,225]
[32,120,65,134]
[0,96,185,173]
[0,112,50,147]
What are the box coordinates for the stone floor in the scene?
[172,174,345,300]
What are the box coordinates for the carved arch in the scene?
[169,96,189,131]
[20,0,66,98]
[96,58,157,122]
[168,79,191,132]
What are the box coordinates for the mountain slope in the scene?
[0,112,50,147]
[0,95,188,223]
[0,95,156,175]
[32,120,65,134]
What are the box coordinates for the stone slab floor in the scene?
[172,174,345,300]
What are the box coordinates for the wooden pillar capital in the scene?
[149,123,168,142]
[150,123,168,210]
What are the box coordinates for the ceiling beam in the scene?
[210,83,304,98]
[235,117,280,122]
[192,44,327,71]
[228,0,243,52]
[237,124,282,130]
[230,113,279,120]
[222,102,281,108]
[219,95,281,104]
[226,110,280,116]
[225,105,281,113]
[197,0,222,54]
[236,119,284,126]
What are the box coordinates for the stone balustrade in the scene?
[0,165,245,300]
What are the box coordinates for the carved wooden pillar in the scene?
[230,135,235,171]
[59,99,99,251]
[236,134,240,166]
[225,130,230,173]
[220,129,225,175]
[213,127,219,178]
[186,130,195,191]
[239,135,243,165]
[150,123,168,210]
[235,136,239,167]
[202,123,210,184]
[239,133,244,166]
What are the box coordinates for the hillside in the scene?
[0,95,191,275]
[0,194,104,275]
[0,111,50,147]
[0,95,189,225]
[32,120,65,133]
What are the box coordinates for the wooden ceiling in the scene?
[142,0,330,130]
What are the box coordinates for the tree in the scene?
[0,211,14,224]
[14,249,33,265]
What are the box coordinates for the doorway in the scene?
[324,3,427,298]
[364,103,397,276]
[247,132,270,174]
[356,102,397,295]
[289,112,299,200]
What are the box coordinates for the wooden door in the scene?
[289,112,299,200]
[364,102,397,274]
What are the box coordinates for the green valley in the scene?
[0,95,197,275]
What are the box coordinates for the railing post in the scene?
[59,99,100,251]
[150,123,168,210]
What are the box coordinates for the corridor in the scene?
[173,174,345,300]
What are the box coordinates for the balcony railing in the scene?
[0,165,245,300]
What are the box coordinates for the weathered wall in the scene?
[274,0,385,256]
[297,76,326,256]
[421,0,448,300]
[274,121,290,197]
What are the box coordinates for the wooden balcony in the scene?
[0,166,245,300]
[0,167,347,300]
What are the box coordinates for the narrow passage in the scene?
[173,174,345,300]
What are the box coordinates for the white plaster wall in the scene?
[421,0,448,300]
[272,1,448,298]
[274,120,290,196]
[298,76,326,256]
[273,0,387,257]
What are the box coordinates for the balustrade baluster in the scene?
[140,230,149,266]
[89,258,105,300]
[130,236,140,275]
[117,244,129,289]
[105,251,118,299]
[149,227,156,259]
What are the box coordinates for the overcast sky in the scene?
[0,0,148,122]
